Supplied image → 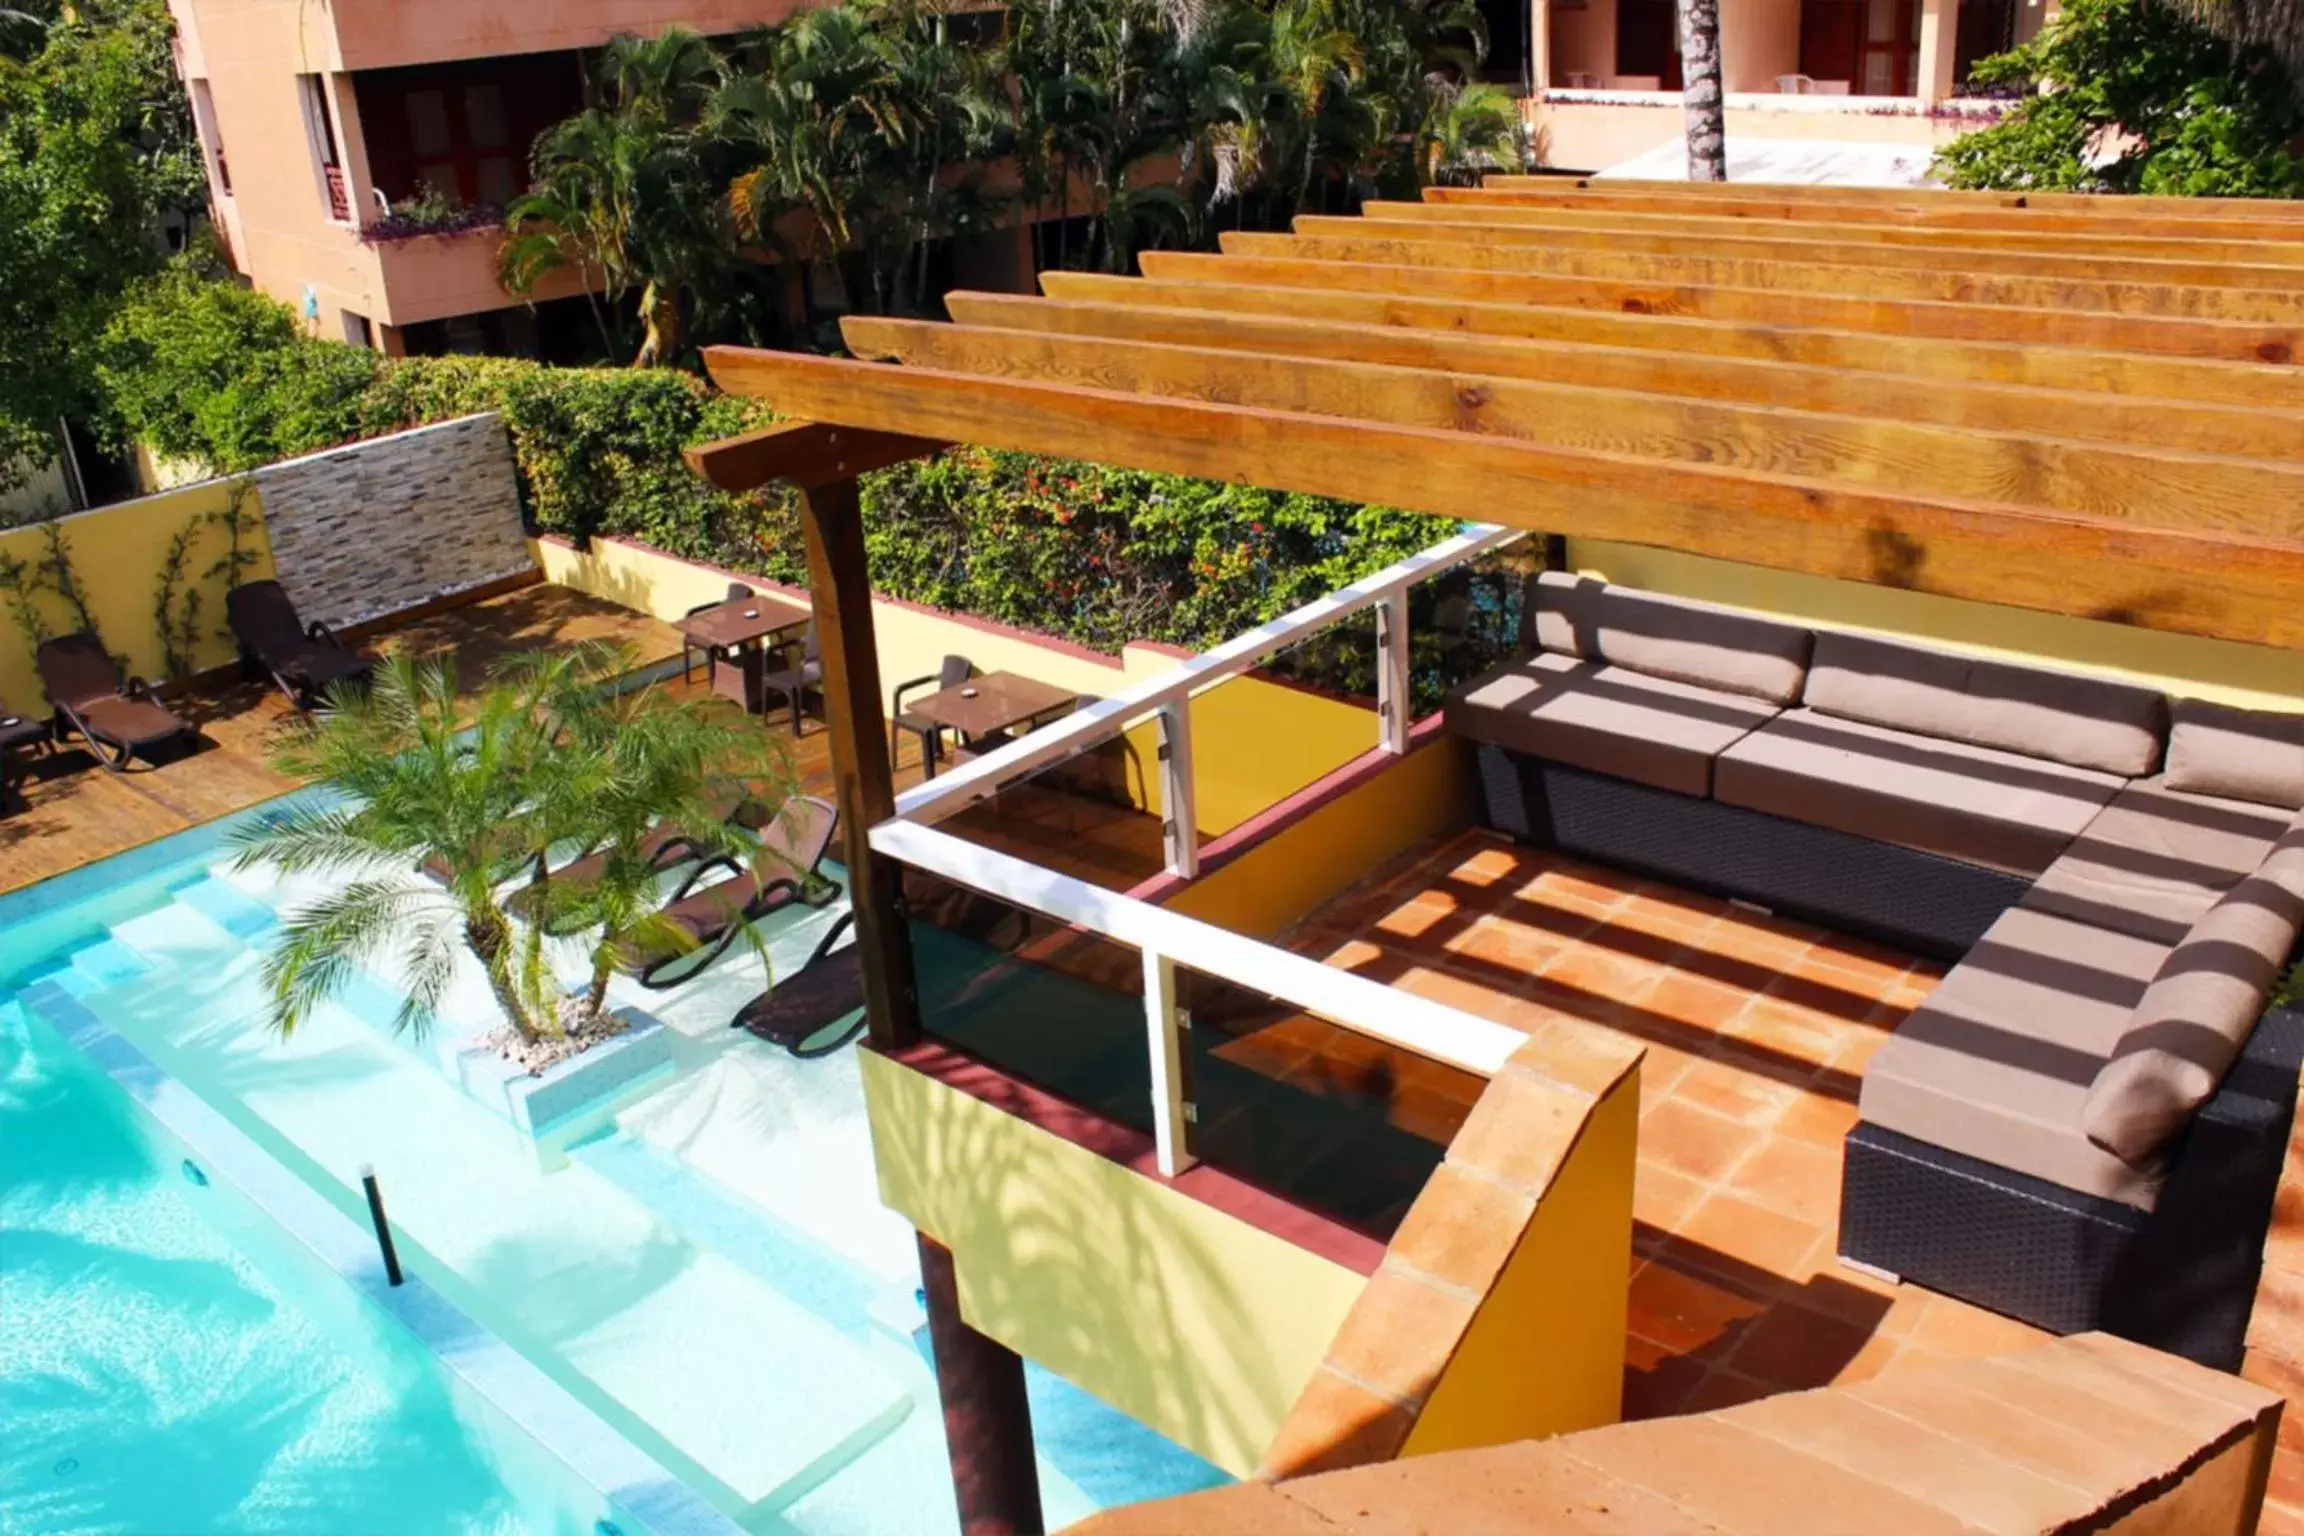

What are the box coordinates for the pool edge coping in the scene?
[21,981,746,1536]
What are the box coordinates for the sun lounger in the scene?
[227,580,374,711]
[624,795,840,988]
[36,632,197,772]
[503,786,773,932]
[730,911,866,1057]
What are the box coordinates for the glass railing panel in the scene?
[1176,962,1486,1240]
[933,729,1170,892]
[1189,623,1383,840]
[903,864,1154,1131]
[1399,538,1542,719]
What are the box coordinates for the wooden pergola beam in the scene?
[1427,185,2304,244]
[935,293,2304,462]
[683,419,948,492]
[840,315,2304,533]
[1146,249,2304,363]
[1034,273,2304,408]
[1358,199,2304,272]
[700,345,2304,649]
[1245,227,2304,323]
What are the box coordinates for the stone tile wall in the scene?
[255,413,531,630]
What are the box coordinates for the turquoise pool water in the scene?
[0,1001,625,1536]
[0,802,1227,1533]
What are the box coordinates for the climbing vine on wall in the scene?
[153,478,262,680]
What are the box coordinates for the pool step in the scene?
[106,902,240,970]
[68,936,155,991]
[174,876,278,940]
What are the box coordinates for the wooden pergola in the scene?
[685,176,2304,1535]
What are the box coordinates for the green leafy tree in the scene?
[94,255,378,471]
[235,649,791,1044]
[1936,0,2304,196]
[0,0,201,485]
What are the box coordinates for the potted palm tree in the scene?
[234,648,796,1087]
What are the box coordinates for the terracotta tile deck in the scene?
[1282,827,2048,1417]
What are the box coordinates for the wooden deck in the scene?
[0,584,687,897]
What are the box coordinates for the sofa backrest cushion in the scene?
[1591,587,1814,706]
[2163,698,2304,811]
[1522,571,1605,658]
[1803,631,2168,778]
[2083,831,2304,1166]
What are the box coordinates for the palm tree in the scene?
[498,28,735,364]
[233,650,791,1048]
[521,658,794,1021]
[1414,79,1527,188]
[1678,0,1727,181]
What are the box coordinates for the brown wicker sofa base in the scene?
[1840,1001,2304,1370]
[1472,745,2030,961]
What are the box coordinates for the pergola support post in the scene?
[794,473,921,1051]
[918,1234,1045,1535]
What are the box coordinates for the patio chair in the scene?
[760,624,823,736]
[683,582,754,686]
[0,699,46,811]
[36,632,197,773]
[226,580,374,711]
[891,654,976,774]
[624,795,840,988]
[730,910,866,1058]
[503,786,773,934]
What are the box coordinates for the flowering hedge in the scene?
[95,267,1447,652]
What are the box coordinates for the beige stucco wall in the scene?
[1534,96,1982,171]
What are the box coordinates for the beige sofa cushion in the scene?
[1522,571,1605,658]
[1713,709,2124,877]
[1591,587,1814,706]
[1445,651,1779,798]
[1859,907,2173,1209]
[2163,698,2304,811]
[2021,777,2295,945]
[1803,631,2167,778]
[2084,838,2304,1165]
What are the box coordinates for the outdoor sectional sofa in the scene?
[1446,572,2304,1369]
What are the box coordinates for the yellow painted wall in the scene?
[1402,1071,1640,1457]
[0,479,276,711]
[862,1051,1367,1477]
[1163,737,1474,939]
[1570,540,2304,714]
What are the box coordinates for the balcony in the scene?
[324,0,835,72]
[854,517,2304,1478]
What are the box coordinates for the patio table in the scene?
[677,592,812,714]
[904,671,1079,778]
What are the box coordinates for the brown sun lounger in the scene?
[503,786,774,932]
[36,632,197,772]
[227,580,373,711]
[624,795,840,988]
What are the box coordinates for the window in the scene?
[188,79,231,196]
[1616,0,1683,87]
[298,74,352,221]
[340,310,375,349]
[402,81,518,208]
[1801,0,1921,94]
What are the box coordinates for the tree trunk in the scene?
[584,950,614,1025]
[635,280,684,367]
[1678,0,1728,182]
[465,906,540,1043]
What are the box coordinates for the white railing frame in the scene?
[874,819,1526,1085]
[873,522,1532,1174]
[890,523,1524,829]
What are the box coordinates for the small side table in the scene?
[0,711,50,808]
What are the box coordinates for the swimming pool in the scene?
[0,801,1227,1533]
[0,999,634,1536]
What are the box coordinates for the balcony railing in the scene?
[873,523,1536,1232]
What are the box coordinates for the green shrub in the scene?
[95,264,379,470]
[85,270,1451,652]
[1935,0,2304,196]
